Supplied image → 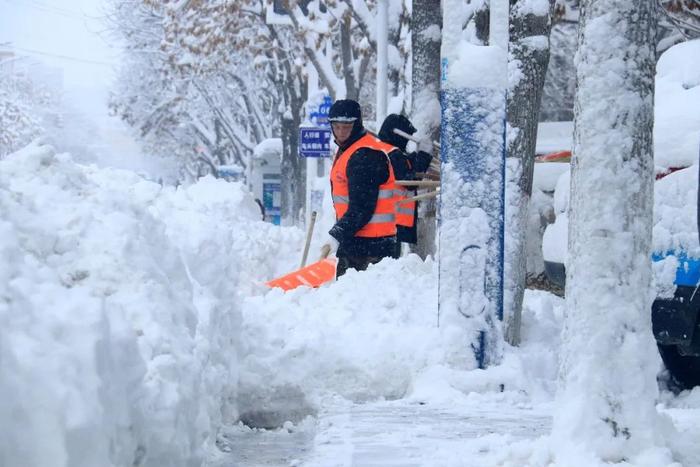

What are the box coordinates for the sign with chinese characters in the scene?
[309,95,332,128]
[299,127,332,158]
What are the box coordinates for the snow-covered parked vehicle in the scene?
[652,250,700,389]
[541,39,700,389]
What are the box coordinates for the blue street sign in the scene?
[309,95,332,127]
[299,127,332,158]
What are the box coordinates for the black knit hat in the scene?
[329,99,362,123]
[378,114,416,152]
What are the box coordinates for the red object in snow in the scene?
[535,150,571,163]
[656,166,688,181]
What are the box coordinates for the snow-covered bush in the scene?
[0,71,54,158]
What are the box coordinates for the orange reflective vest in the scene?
[395,185,415,228]
[394,155,416,228]
[331,134,397,238]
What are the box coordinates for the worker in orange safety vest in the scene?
[378,114,434,258]
[320,99,398,278]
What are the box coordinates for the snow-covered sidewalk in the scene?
[209,389,700,467]
[210,397,551,467]
[305,398,551,467]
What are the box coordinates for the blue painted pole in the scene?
[439,87,506,369]
[438,0,508,369]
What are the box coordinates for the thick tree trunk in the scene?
[279,68,307,226]
[504,1,553,345]
[411,0,441,259]
[540,20,577,122]
[340,13,359,100]
[552,1,671,462]
[280,117,305,226]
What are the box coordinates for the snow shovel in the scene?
[265,257,337,291]
[266,211,337,291]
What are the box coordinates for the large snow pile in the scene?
[240,255,440,423]
[238,256,563,428]
[0,142,297,467]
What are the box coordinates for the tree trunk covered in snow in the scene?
[411,0,441,138]
[553,1,671,462]
[340,12,360,101]
[504,1,553,345]
[253,21,308,227]
[411,0,441,259]
[276,51,307,226]
[539,20,577,122]
[280,107,305,226]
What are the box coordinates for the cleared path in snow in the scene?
[210,399,551,466]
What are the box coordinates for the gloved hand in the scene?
[417,137,434,155]
[320,234,340,259]
[414,149,434,173]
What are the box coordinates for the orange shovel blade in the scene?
[266,258,338,291]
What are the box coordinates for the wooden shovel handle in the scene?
[395,180,440,187]
[399,189,440,203]
[319,243,332,260]
[300,211,317,268]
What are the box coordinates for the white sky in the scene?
[0,0,165,175]
[0,0,119,123]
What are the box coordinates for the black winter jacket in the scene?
[329,129,396,259]
[377,114,433,244]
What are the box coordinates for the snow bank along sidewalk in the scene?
[0,141,299,467]
[239,259,563,422]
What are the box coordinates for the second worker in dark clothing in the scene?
[321,99,398,278]
[378,114,434,257]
